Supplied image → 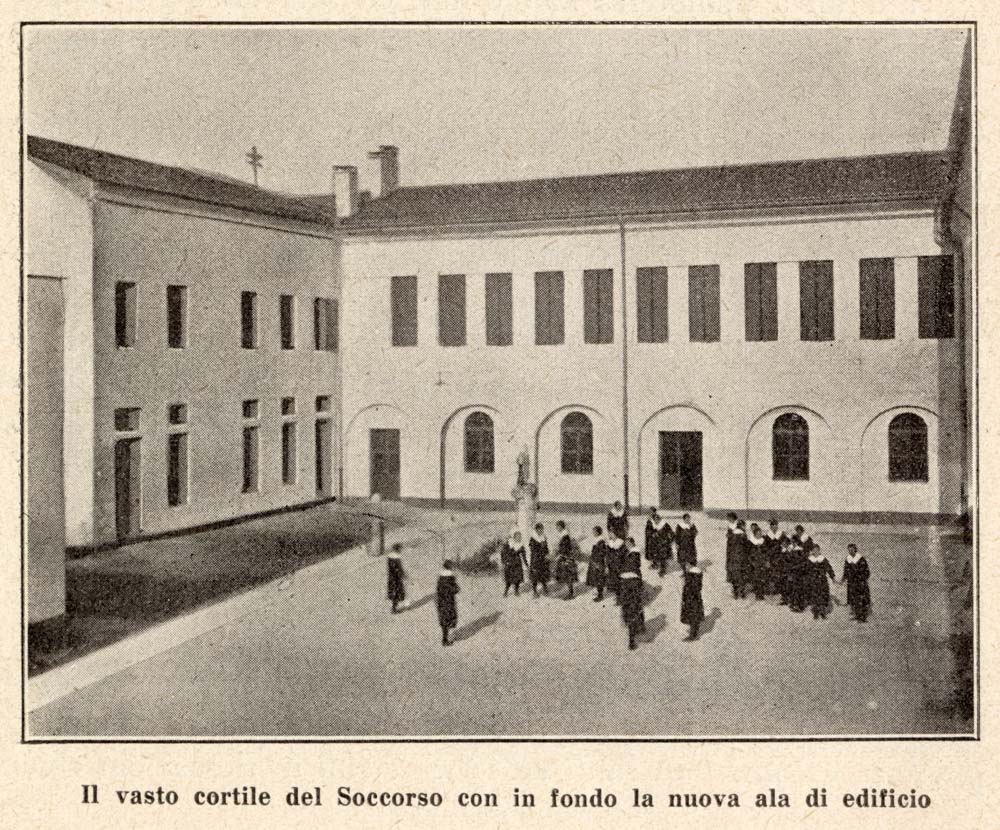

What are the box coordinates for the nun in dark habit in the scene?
[607,501,628,543]
[604,531,625,601]
[387,543,406,614]
[554,520,579,599]
[529,523,551,597]
[725,514,748,599]
[842,543,872,622]
[436,560,460,645]
[680,565,705,641]
[675,513,698,568]
[618,571,646,650]
[500,528,527,597]
[586,526,608,602]
[646,508,674,576]
[806,545,836,620]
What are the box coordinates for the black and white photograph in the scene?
[21,22,976,739]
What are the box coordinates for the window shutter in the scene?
[438,274,466,346]
[485,273,513,346]
[688,267,704,342]
[326,299,338,350]
[745,263,762,341]
[636,268,652,343]
[760,262,778,341]
[918,255,954,339]
[599,269,614,343]
[535,271,564,345]
[583,269,598,344]
[815,261,834,341]
[861,258,894,339]
[651,267,668,342]
[799,262,816,340]
[697,265,721,342]
[391,275,418,347]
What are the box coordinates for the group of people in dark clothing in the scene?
[723,513,872,622]
[386,504,873,649]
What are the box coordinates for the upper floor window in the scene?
[688,265,720,342]
[636,266,669,343]
[773,413,809,480]
[241,291,258,349]
[438,274,467,347]
[917,255,955,339]
[583,268,614,344]
[116,282,136,348]
[888,413,929,482]
[391,275,418,347]
[485,272,513,346]
[859,258,895,340]
[745,262,778,342]
[799,260,834,341]
[167,285,187,349]
[314,298,338,351]
[535,271,565,345]
[280,294,296,349]
[464,412,495,473]
[561,412,593,475]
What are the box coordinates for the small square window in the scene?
[114,407,140,431]
[315,395,331,413]
[242,399,259,419]
[281,397,296,416]
[168,404,188,425]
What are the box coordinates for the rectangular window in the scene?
[281,397,296,416]
[688,265,721,342]
[315,395,331,413]
[799,260,834,341]
[114,407,140,432]
[242,426,259,493]
[860,258,895,340]
[282,422,297,485]
[280,294,295,349]
[391,275,418,346]
[918,255,955,339]
[242,399,259,419]
[168,403,187,425]
[167,432,188,506]
[166,285,187,349]
[438,274,467,346]
[534,271,565,345]
[241,291,258,349]
[485,272,513,346]
[583,268,614,344]
[313,298,338,351]
[115,282,136,347]
[636,266,669,343]
[744,263,778,342]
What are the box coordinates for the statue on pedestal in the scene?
[512,448,537,543]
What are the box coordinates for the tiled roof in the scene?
[28,135,337,227]
[338,151,953,231]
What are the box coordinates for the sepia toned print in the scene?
[22,23,974,738]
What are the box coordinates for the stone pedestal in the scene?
[513,483,538,543]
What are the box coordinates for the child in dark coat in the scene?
[554,520,578,599]
[387,544,406,613]
[623,537,643,575]
[725,515,747,599]
[747,523,769,600]
[806,545,835,620]
[500,529,527,596]
[681,565,705,641]
[646,509,674,576]
[619,571,646,650]
[675,513,698,567]
[842,543,872,622]
[763,519,786,597]
[605,532,624,601]
[436,560,460,645]
[586,526,608,602]
[529,523,551,597]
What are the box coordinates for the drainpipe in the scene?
[619,213,630,514]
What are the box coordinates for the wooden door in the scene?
[659,431,703,511]
[370,428,401,500]
[115,438,141,540]
[315,418,332,497]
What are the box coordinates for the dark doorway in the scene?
[315,418,332,497]
[659,431,703,510]
[370,428,401,500]
[115,437,142,540]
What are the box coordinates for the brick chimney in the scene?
[368,145,399,197]
[332,165,359,218]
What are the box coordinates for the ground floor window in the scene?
[561,412,593,474]
[464,412,494,473]
[889,412,929,482]
[773,412,809,480]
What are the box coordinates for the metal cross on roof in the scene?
[246,145,264,187]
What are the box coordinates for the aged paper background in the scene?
[0,2,995,828]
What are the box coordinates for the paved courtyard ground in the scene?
[28,504,973,737]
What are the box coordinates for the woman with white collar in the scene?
[607,501,628,544]
[675,513,698,568]
[725,514,748,599]
[748,523,769,600]
[680,564,705,641]
[436,560,460,646]
[763,518,786,598]
[618,571,646,650]
[604,531,625,601]
[500,528,527,597]
[554,520,579,599]
[528,522,551,597]
[646,508,674,577]
[805,544,836,620]
[841,543,871,622]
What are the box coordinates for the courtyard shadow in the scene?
[453,611,503,642]
[402,593,435,613]
[636,613,667,644]
[642,583,663,607]
[700,608,723,637]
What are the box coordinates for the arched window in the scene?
[463,412,494,473]
[561,412,594,474]
[773,413,809,480]
[888,413,928,482]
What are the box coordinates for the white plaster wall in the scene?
[25,162,95,547]
[340,207,965,516]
